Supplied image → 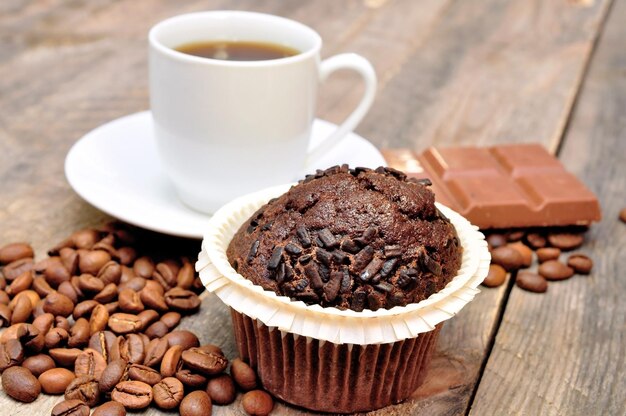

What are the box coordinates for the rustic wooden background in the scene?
[0,0,624,415]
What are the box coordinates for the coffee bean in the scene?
[547,232,584,251]
[39,367,76,394]
[509,242,533,268]
[119,277,147,293]
[128,363,162,386]
[49,348,82,367]
[72,229,102,250]
[144,337,168,367]
[0,303,11,327]
[99,359,129,393]
[15,323,44,353]
[3,258,34,281]
[153,376,184,409]
[93,237,116,257]
[0,243,33,265]
[539,260,575,281]
[486,234,507,249]
[0,323,22,343]
[108,313,142,334]
[115,248,137,268]
[43,291,74,317]
[165,287,201,312]
[118,289,144,313]
[567,254,593,274]
[6,269,34,296]
[89,331,117,361]
[160,345,183,377]
[32,299,46,318]
[72,300,99,321]
[11,293,33,324]
[104,301,119,315]
[79,250,111,275]
[2,365,41,402]
[136,309,159,330]
[57,315,72,330]
[22,353,55,377]
[59,248,80,275]
[516,271,548,293]
[176,368,207,388]
[153,262,177,291]
[119,266,135,285]
[165,330,200,350]
[206,373,236,405]
[93,283,118,304]
[65,375,100,407]
[79,274,106,294]
[29,313,53,336]
[536,247,561,263]
[0,290,8,304]
[0,338,24,371]
[176,262,195,290]
[140,285,167,312]
[92,401,127,416]
[32,276,54,298]
[48,264,76,296]
[181,347,228,376]
[507,230,526,242]
[242,390,274,416]
[111,380,153,409]
[180,390,212,416]
[68,317,90,348]
[75,348,107,380]
[58,281,79,304]
[482,264,507,288]
[45,327,69,349]
[231,358,257,391]
[144,320,169,339]
[490,246,524,271]
[620,207,626,223]
[51,399,90,416]
[118,334,146,364]
[160,311,181,329]
[133,257,155,279]
[525,233,547,249]
[89,304,110,336]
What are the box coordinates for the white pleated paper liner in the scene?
[197,184,490,345]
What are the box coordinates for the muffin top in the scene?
[226,165,462,312]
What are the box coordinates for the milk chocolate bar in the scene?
[382,144,601,229]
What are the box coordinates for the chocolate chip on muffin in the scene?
[227,165,462,312]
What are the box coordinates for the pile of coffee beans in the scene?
[0,223,274,416]
[481,227,594,293]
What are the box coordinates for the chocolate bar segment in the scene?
[382,144,601,229]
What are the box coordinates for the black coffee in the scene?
[175,40,299,61]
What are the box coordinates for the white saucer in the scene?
[65,111,386,239]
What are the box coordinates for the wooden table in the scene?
[1,0,624,414]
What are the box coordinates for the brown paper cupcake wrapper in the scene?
[197,184,490,345]
[231,310,442,413]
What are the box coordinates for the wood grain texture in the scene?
[470,0,626,414]
[352,0,611,152]
[0,0,616,415]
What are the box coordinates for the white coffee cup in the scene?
[149,11,377,214]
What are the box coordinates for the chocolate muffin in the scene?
[226,165,462,312]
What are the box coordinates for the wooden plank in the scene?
[322,0,612,152]
[0,1,614,416]
[470,0,626,414]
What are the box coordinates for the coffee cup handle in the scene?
[305,53,377,167]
